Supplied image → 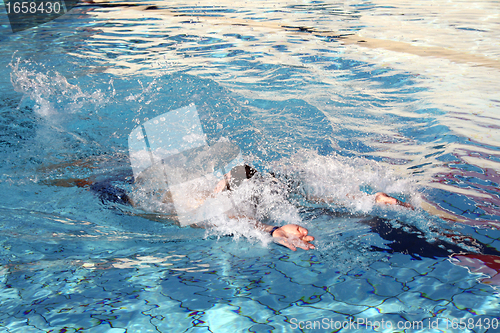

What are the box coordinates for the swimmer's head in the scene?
[213,164,257,194]
[227,165,257,190]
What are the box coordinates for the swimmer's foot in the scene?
[375,192,414,209]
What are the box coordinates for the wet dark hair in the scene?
[226,165,257,191]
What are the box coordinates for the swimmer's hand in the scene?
[271,224,315,251]
[375,192,414,209]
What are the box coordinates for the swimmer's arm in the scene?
[369,192,465,222]
[309,189,464,222]
[136,207,315,251]
[37,154,129,185]
[306,192,413,209]
[373,192,414,209]
[38,154,125,172]
[39,177,94,188]
[227,213,315,251]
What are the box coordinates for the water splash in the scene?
[127,146,420,248]
[204,215,274,247]
[271,150,416,214]
[9,57,109,116]
[125,77,160,104]
[129,161,302,243]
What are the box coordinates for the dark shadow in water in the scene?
[359,217,500,259]
[312,207,500,260]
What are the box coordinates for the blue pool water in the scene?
[1,0,500,332]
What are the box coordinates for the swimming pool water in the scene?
[1,0,500,332]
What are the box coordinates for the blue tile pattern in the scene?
[1,209,500,333]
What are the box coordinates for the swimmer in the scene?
[39,156,500,286]
[40,157,412,251]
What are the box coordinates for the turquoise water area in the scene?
[1,0,500,332]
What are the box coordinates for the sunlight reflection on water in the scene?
[1,1,500,331]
